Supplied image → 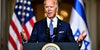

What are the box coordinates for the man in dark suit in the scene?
[28,18,75,43]
[21,0,87,43]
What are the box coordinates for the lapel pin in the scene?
[59,23,61,25]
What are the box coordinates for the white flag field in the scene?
[70,0,91,50]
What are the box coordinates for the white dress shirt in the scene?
[47,16,58,28]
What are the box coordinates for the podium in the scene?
[23,43,79,50]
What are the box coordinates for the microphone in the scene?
[46,27,50,36]
[53,28,57,37]
[46,28,52,42]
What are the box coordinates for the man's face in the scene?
[44,0,58,19]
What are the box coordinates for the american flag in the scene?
[8,0,36,50]
[70,0,91,50]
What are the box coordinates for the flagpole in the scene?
[22,0,24,27]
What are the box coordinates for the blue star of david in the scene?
[74,29,90,50]
[74,29,81,37]
[82,40,90,50]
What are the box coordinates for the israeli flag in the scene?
[70,0,91,50]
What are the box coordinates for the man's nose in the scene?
[48,7,51,11]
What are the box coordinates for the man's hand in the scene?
[78,30,87,42]
[20,29,27,42]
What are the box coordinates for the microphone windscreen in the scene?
[53,28,57,35]
[46,28,50,35]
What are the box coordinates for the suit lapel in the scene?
[43,18,48,28]
[54,18,62,42]
[57,19,62,31]
[42,18,51,42]
[42,18,48,35]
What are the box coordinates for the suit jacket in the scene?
[28,18,76,43]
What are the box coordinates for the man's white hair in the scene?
[44,0,58,7]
